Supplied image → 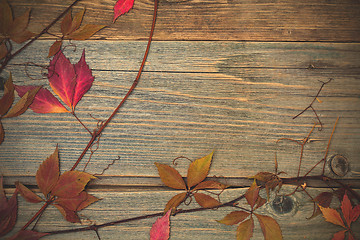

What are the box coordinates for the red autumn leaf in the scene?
[350,205,360,223]
[310,191,334,219]
[15,181,43,203]
[72,49,94,107]
[217,211,250,226]
[187,151,213,188]
[48,49,95,111]
[67,24,106,41]
[236,217,254,240]
[349,233,356,240]
[48,50,76,109]
[150,210,171,240]
[3,86,41,118]
[7,230,49,240]
[55,191,99,211]
[53,204,81,223]
[255,213,283,240]
[193,192,221,208]
[341,193,352,227]
[113,0,134,22]
[0,176,18,237]
[36,145,60,196]
[0,73,14,116]
[164,192,187,212]
[155,162,186,190]
[51,171,96,198]
[193,180,227,191]
[245,180,260,209]
[319,205,345,228]
[48,40,62,58]
[332,230,346,240]
[15,85,69,113]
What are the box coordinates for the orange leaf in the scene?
[0,176,17,237]
[255,213,283,240]
[155,162,186,190]
[319,205,346,228]
[51,171,96,198]
[245,180,260,209]
[187,151,213,188]
[341,193,352,227]
[236,217,254,240]
[48,40,62,58]
[217,211,250,226]
[68,8,85,34]
[61,11,72,36]
[164,192,186,212]
[15,181,43,203]
[67,24,106,40]
[0,73,14,116]
[36,145,60,197]
[55,191,99,211]
[193,192,220,208]
[0,0,12,34]
[193,180,227,191]
[3,86,41,118]
[0,42,7,60]
[332,230,346,240]
[53,204,80,223]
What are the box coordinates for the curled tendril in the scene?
[95,156,120,176]
[172,156,193,166]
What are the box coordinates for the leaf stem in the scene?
[70,0,158,171]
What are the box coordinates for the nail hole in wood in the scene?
[272,195,294,214]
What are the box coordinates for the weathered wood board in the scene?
[1,0,360,239]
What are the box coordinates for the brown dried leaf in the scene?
[48,40,62,58]
[0,121,4,144]
[53,204,81,223]
[51,171,96,198]
[193,192,220,208]
[0,176,17,237]
[61,11,72,36]
[9,9,31,37]
[68,8,85,34]
[15,181,43,203]
[0,42,7,60]
[245,180,260,209]
[67,24,106,40]
[310,192,334,219]
[0,73,14,116]
[254,196,266,210]
[236,217,254,240]
[187,151,213,188]
[155,162,186,190]
[0,0,12,34]
[255,213,283,240]
[164,192,186,212]
[36,145,60,197]
[7,230,49,240]
[193,180,227,191]
[55,191,98,211]
[217,211,250,226]
[3,86,41,118]
[9,30,34,44]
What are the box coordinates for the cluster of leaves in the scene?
[48,9,106,57]
[16,49,94,114]
[16,146,99,223]
[217,181,282,240]
[155,152,227,212]
[0,0,34,60]
[319,193,360,240]
[0,74,41,144]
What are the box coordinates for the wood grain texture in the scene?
[1,41,359,181]
[5,187,360,239]
[7,0,360,41]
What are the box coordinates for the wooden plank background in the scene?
[1,0,360,239]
